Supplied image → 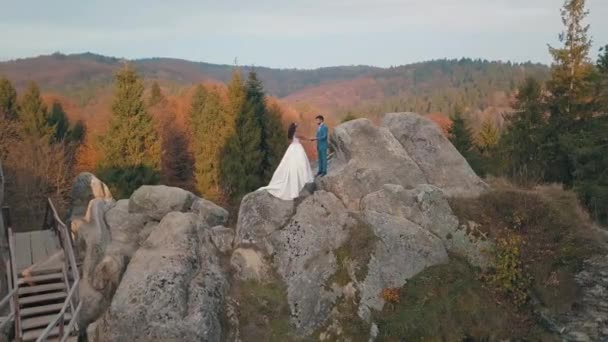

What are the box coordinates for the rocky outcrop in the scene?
[69,182,232,342]
[317,119,427,211]
[129,185,196,220]
[382,113,488,197]
[361,184,493,269]
[270,191,353,335]
[227,113,494,338]
[97,212,228,342]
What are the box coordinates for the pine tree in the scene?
[48,102,70,142]
[0,77,18,120]
[595,45,608,112]
[97,65,161,197]
[501,77,547,183]
[476,119,500,156]
[18,81,55,141]
[448,108,474,154]
[190,85,229,201]
[220,72,264,200]
[449,108,484,174]
[547,0,594,122]
[263,102,288,180]
[148,81,164,107]
[543,0,594,184]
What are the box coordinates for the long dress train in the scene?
[259,137,314,200]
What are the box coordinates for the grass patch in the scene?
[374,259,554,341]
[449,182,604,313]
[327,213,377,287]
[235,278,293,342]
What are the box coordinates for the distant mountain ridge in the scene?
[0,52,550,122]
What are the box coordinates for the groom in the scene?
[310,115,328,177]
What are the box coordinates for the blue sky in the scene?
[1,0,607,68]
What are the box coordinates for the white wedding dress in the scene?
[259,137,314,200]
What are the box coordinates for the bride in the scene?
[259,123,314,200]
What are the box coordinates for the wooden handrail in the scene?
[35,278,80,342]
[35,199,81,342]
[7,228,21,341]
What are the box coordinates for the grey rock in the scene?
[317,119,427,211]
[234,190,295,252]
[210,226,234,254]
[68,172,113,223]
[362,184,494,269]
[97,212,228,342]
[269,191,353,336]
[358,210,448,321]
[230,248,270,282]
[128,185,196,220]
[138,221,158,246]
[382,113,488,198]
[105,199,147,255]
[191,198,229,227]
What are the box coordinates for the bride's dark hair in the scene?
[287,123,297,140]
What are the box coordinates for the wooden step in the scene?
[19,291,66,306]
[20,303,64,318]
[19,266,63,277]
[18,272,64,286]
[21,312,72,330]
[19,282,66,296]
[22,326,59,342]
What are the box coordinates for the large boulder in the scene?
[361,184,494,269]
[68,172,113,223]
[129,185,196,220]
[191,198,229,227]
[234,190,295,252]
[96,212,228,342]
[317,119,427,211]
[357,209,449,320]
[382,113,488,197]
[269,191,353,336]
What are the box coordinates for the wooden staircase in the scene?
[17,267,72,342]
[1,199,82,342]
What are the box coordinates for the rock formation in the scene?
[77,113,494,341]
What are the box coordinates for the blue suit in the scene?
[316,123,329,175]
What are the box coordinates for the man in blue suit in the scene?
[310,115,328,177]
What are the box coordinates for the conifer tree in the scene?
[148,81,164,107]
[543,0,594,184]
[476,119,500,156]
[48,102,70,142]
[501,77,546,182]
[0,77,18,120]
[547,0,594,122]
[18,81,55,140]
[263,102,287,180]
[190,85,229,202]
[448,108,474,155]
[220,72,264,200]
[97,65,160,197]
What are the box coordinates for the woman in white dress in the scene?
[259,123,314,200]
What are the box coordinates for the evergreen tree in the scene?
[18,81,55,140]
[97,65,160,197]
[190,85,229,201]
[148,81,164,107]
[547,0,594,122]
[0,77,18,120]
[448,108,474,154]
[595,45,608,112]
[48,102,70,142]
[449,108,484,174]
[263,102,288,180]
[543,0,594,184]
[476,119,500,156]
[501,77,547,183]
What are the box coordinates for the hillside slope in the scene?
[0,53,548,122]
